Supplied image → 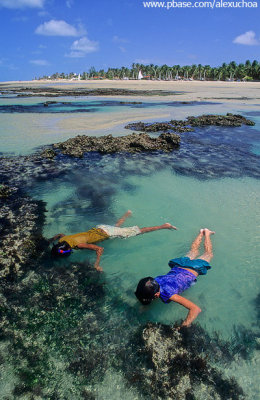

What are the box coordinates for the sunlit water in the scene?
[0,96,259,398]
[0,95,246,154]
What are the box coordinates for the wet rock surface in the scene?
[125,113,255,134]
[0,86,180,97]
[51,132,181,157]
[122,323,260,400]
[0,184,14,198]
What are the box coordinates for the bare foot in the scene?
[125,210,132,217]
[164,223,177,230]
[204,228,215,235]
[200,228,205,235]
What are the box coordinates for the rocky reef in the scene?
[0,184,46,279]
[125,113,255,134]
[48,132,181,157]
[0,184,14,198]
[121,322,260,400]
[0,86,179,98]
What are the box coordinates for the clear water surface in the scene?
[0,96,259,398]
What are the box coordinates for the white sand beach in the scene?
[1,79,260,104]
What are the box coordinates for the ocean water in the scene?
[0,96,259,398]
[0,95,241,154]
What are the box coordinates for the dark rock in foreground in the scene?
[47,132,180,158]
[0,184,14,198]
[125,113,255,133]
[0,185,46,279]
[123,323,246,400]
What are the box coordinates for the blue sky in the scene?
[0,0,259,81]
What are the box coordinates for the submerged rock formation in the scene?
[0,184,46,279]
[125,113,255,133]
[49,132,181,158]
[123,323,247,400]
[0,184,14,198]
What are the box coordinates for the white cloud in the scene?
[35,20,85,37]
[30,59,49,66]
[0,0,44,8]
[113,35,129,43]
[233,31,260,46]
[119,46,126,53]
[66,36,99,57]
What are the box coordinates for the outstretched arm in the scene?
[48,233,65,242]
[77,243,104,271]
[169,294,201,327]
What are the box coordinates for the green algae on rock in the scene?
[0,184,14,198]
[47,132,181,158]
[122,323,246,400]
[125,113,255,134]
[0,185,46,279]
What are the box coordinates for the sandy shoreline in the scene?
[1,79,260,105]
[1,79,259,153]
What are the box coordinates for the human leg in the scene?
[186,229,204,260]
[115,210,132,227]
[139,223,177,234]
[199,228,215,262]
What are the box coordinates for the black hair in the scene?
[135,277,160,305]
[51,241,72,258]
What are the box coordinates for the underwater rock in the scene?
[122,323,246,400]
[51,132,181,157]
[0,185,46,279]
[125,113,255,134]
[0,184,15,198]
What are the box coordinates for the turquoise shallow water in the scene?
[32,160,260,337]
[0,95,250,154]
[0,97,260,398]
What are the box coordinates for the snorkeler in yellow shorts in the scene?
[50,210,177,271]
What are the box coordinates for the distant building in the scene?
[138,70,143,80]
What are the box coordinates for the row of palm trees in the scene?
[38,60,260,81]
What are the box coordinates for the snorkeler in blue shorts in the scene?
[135,228,215,327]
